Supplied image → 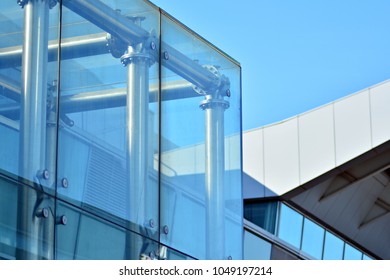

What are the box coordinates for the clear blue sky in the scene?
[152,0,390,131]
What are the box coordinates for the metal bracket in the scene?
[193,64,231,99]
[106,13,158,67]
[17,0,58,9]
[17,0,28,8]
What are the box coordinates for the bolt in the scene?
[61,178,68,188]
[226,89,231,97]
[149,219,155,228]
[41,169,50,180]
[36,208,49,218]
[17,0,28,8]
[163,225,169,235]
[57,215,67,225]
[150,41,156,50]
[163,51,169,60]
[227,256,232,260]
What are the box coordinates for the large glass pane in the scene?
[322,231,344,260]
[0,174,55,259]
[57,0,160,243]
[301,218,324,259]
[244,230,272,260]
[0,1,60,192]
[160,13,242,259]
[363,254,373,260]
[344,244,362,260]
[277,204,303,249]
[56,201,160,260]
[244,201,278,233]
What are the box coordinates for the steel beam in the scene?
[0,33,108,69]
[16,0,51,260]
[0,80,197,118]
[62,0,220,92]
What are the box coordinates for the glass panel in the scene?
[344,244,362,260]
[56,201,159,260]
[0,1,60,192]
[301,218,324,259]
[277,204,303,249]
[363,254,373,260]
[57,0,160,241]
[322,231,344,260]
[0,174,55,259]
[166,247,196,260]
[160,14,242,260]
[244,230,272,260]
[244,201,278,233]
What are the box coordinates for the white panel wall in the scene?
[264,118,299,195]
[243,80,390,196]
[334,90,371,166]
[243,129,264,183]
[298,105,336,184]
[370,81,390,147]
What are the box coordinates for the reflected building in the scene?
[0,0,242,260]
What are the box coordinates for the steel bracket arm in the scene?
[61,0,225,94]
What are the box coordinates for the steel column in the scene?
[201,97,229,259]
[124,44,151,259]
[16,0,51,260]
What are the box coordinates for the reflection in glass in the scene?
[159,14,242,259]
[277,204,303,249]
[57,0,160,245]
[244,230,272,260]
[56,201,159,260]
[0,0,60,191]
[322,231,344,260]
[244,201,277,233]
[301,218,324,259]
[0,175,54,259]
[363,254,373,260]
[344,244,362,260]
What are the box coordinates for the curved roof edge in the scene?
[244,79,390,195]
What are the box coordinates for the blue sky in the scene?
[152,0,390,130]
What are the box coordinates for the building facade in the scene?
[243,79,390,260]
[0,0,242,260]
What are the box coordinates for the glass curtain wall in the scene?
[0,0,242,260]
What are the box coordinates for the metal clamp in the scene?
[17,0,58,9]
[193,64,231,99]
[16,0,28,8]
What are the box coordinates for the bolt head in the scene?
[42,208,49,218]
[226,89,231,97]
[163,51,169,60]
[42,169,50,180]
[62,178,68,188]
[61,215,67,225]
[163,225,169,235]
[150,41,156,50]
[149,219,155,228]
[227,256,232,260]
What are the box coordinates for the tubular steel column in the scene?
[121,37,154,259]
[16,0,51,259]
[198,66,230,260]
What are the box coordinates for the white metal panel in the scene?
[334,90,372,166]
[298,105,336,184]
[243,129,264,184]
[264,118,299,195]
[370,81,390,147]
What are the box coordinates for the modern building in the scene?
[1,0,388,261]
[243,79,390,260]
[0,0,242,260]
